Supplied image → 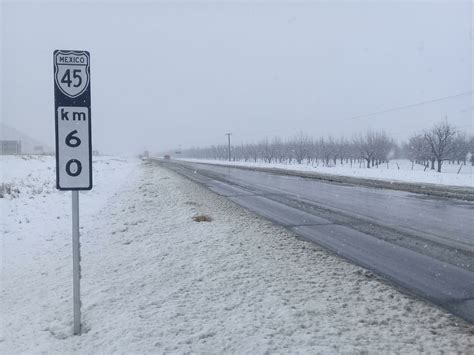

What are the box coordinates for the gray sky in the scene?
[2,0,472,154]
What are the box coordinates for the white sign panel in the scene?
[57,107,91,189]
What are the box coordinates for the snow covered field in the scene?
[1,155,473,353]
[180,158,474,188]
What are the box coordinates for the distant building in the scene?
[0,123,53,155]
[1,140,21,155]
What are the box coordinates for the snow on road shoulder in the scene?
[180,158,474,188]
[1,155,141,349]
[1,157,473,353]
[0,155,139,269]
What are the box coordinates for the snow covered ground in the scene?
[1,155,473,353]
[179,158,474,188]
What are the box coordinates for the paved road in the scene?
[155,159,474,324]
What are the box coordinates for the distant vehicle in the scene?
[164,155,171,160]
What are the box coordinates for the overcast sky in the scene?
[1,0,472,154]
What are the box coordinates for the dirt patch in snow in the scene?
[192,214,212,222]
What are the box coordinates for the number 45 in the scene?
[61,69,82,88]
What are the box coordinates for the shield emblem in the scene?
[54,50,90,98]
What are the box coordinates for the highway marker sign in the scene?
[54,49,92,336]
[54,50,92,190]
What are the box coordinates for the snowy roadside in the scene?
[178,158,474,189]
[1,156,473,353]
[0,155,139,271]
[1,155,141,350]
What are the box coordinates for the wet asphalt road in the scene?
[155,159,474,324]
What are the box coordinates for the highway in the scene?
[154,159,474,324]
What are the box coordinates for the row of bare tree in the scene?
[406,122,473,172]
[180,122,473,173]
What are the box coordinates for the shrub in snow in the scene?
[0,183,20,198]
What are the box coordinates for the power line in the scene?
[345,91,473,121]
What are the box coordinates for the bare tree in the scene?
[354,131,378,169]
[469,136,474,166]
[318,138,332,166]
[406,134,430,169]
[272,137,286,163]
[452,133,469,164]
[259,138,275,163]
[423,121,457,172]
[378,134,395,165]
[336,138,350,165]
[291,132,312,164]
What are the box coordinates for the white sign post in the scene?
[54,50,92,335]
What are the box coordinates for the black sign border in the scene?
[54,49,92,191]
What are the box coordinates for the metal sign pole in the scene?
[54,50,91,336]
[72,190,81,335]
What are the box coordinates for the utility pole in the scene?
[225,133,232,161]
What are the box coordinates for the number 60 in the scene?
[64,130,82,177]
